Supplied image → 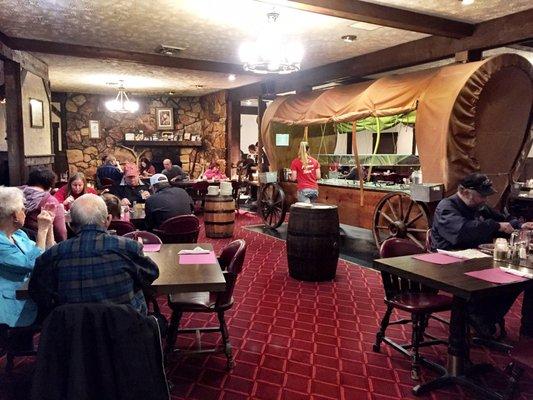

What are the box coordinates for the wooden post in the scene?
[257,95,266,172]
[303,126,309,142]
[4,59,25,185]
[352,122,364,206]
[226,96,241,177]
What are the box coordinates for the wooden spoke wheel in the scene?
[259,183,287,229]
[372,192,430,250]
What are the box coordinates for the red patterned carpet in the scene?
[1,213,531,400]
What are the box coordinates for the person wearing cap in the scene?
[109,163,150,206]
[431,172,533,339]
[144,174,194,231]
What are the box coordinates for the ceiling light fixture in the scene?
[0,98,6,104]
[105,81,139,113]
[228,74,236,81]
[341,35,357,43]
[460,0,474,5]
[239,10,304,74]
[195,85,204,89]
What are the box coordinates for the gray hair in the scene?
[70,194,108,229]
[0,187,25,220]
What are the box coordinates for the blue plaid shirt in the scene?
[29,225,159,315]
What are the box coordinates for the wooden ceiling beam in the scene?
[229,8,533,101]
[7,36,247,75]
[260,0,474,38]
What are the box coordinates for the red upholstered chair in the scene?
[0,324,39,373]
[123,230,162,244]
[108,220,136,236]
[190,181,210,214]
[373,238,452,380]
[165,239,247,369]
[153,215,199,244]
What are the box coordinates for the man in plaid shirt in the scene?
[29,194,159,316]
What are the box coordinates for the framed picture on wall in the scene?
[29,98,44,128]
[156,107,173,130]
[89,120,100,139]
[183,132,191,141]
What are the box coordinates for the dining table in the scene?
[16,243,226,299]
[373,254,533,399]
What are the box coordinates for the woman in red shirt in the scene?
[54,172,97,210]
[290,141,321,203]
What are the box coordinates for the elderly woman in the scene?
[203,161,227,181]
[0,187,54,328]
[23,167,67,242]
[54,172,97,210]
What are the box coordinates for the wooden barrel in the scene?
[204,195,235,238]
[287,204,340,281]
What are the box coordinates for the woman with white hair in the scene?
[0,187,54,328]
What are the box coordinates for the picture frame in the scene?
[29,98,44,128]
[89,120,100,139]
[156,107,173,130]
[125,132,135,141]
[183,132,191,141]
[161,131,174,141]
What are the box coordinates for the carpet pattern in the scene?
[1,213,531,400]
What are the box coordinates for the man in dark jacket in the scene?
[110,163,150,206]
[144,174,194,231]
[431,173,533,339]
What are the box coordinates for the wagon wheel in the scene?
[372,192,430,250]
[259,183,287,229]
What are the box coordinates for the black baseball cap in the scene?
[459,173,496,196]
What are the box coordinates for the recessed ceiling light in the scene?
[168,91,174,95]
[341,35,357,43]
[349,21,381,31]
[460,0,474,4]
[228,74,236,81]
[195,85,204,89]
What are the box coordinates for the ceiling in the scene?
[0,0,531,96]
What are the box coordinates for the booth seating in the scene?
[373,238,452,380]
[166,239,247,369]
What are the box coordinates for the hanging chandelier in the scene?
[239,10,304,74]
[105,81,139,113]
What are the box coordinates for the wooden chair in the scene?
[123,230,162,244]
[153,215,199,244]
[373,238,452,380]
[108,220,136,236]
[0,324,39,373]
[165,239,247,369]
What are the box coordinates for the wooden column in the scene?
[257,96,267,172]
[226,97,241,177]
[4,59,25,185]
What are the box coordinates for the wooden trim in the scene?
[226,99,241,176]
[121,140,202,147]
[4,60,25,185]
[229,8,533,100]
[257,96,267,172]
[267,0,474,38]
[10,37,247,75]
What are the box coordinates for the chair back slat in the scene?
[379,238,429,299]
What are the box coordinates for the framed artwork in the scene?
[89,120,100,139]
[156,107,173,130]
[125,132,135,141]
[29,98,44,128]
[183,132,191,141]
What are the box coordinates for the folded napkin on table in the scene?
[500,267,533,279]
[177,246,210,255]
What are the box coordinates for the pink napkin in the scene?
[143,244,161,252]
[465,268,528,284]
[412,253,462,265]
[179,251,217,265]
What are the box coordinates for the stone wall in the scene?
[64,91,227,179]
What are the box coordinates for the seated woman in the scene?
[0,187,54,328]
[139,157,156,178]
[203,161,227,181]
[23,167,67,242]
[54,172,97,211]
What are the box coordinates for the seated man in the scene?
[431,173,533,338]
[144,174,194,231]
[96,155,123,187]
[162,159,188,182]
[28,194,159,316]
[109,163,150,206]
